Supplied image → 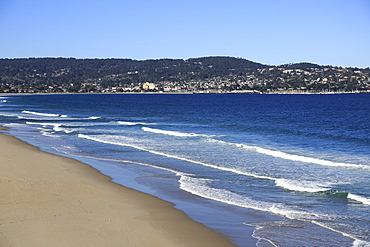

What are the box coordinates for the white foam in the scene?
[353,239,370,247]
[22,110,61,117]
[312,220,370,247]
[26,121,61,128]
[179,175,274,211]
[77,134,274,181]
[142,126,212,138]
[118,121,140,126]
[53,126,74,134]
[53,125,64,132]
[118,121,156,126]
[26,122,73,134]
[56,132,370,245]
[180,174,361,246]
[0,97,7,103]
[38,128,60,137]
[0,113,18,117]
[76,134,368,206]
[41,131,55,136]
[88,116,101,119]
[179,175,328,222]
[211,139,370,170]
[348,193,370,205]
[275,179,331,193]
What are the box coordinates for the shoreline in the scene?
[1,90,369,96]
[0,128,236,247]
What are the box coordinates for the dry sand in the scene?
[0,129,236,247]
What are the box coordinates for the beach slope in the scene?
[0,130,235,247]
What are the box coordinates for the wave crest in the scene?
[275,179,331,193]
[142,126,212,138]
[22,110,66,117]
[210,139,369,170]
[118,121,156,126]
[348,193,370,205]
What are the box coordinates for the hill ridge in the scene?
[0,56,369,93]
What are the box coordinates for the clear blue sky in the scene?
[1,0,369,68]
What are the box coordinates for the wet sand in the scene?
[0,128,236,247]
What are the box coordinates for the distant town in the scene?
[1,57,369,94]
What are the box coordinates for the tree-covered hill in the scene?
[0,57,369,93]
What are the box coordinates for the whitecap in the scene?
[275,179,331,193]
[179,175,276,211]
[77,134,274,180]
[209,139,369,170]
[179,174,329,222]
[118,121,156,126]
[142,126,213,138]
[348,193,370,205]
[0,112,19,117]
[22,110,60,117]
[352,239,370,247]
[26,122,73,134]
[22,110,70,118]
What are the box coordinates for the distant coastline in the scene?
[1,57,369,94]
[1,90,369,96]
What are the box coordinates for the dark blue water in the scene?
[0,94,369,247]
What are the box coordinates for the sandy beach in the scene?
[0,128,236,247]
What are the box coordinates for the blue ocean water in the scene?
[0,93,369,247]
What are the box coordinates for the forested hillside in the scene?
[0,57,369,93]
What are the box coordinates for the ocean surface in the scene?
[0,93,369,247]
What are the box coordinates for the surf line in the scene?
[22,110,68,117]
[142,126,214,138]
[210,139,369,170]
[77,134,370,202]
[77,134,274,180]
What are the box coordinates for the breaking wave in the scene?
[22,110,68,117]
[118,121,156,126]
[142,126,213,138]
[348,193,370,205]
[26,122,73,134]
[210,139,369,170]
[274,179,331,193]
